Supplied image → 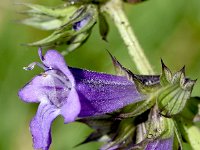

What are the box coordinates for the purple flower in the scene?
[145,137,173,150]
[18,49,146,150]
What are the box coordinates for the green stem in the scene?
[102,0,154,75]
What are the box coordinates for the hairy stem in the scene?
[102,0,154,75]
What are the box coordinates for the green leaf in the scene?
[176,117,200,150]
[19,3,77,18]
[21,17,62,30]
[179,97,200,122]
[19,3,78,30]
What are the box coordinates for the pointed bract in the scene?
[160,59,172,86]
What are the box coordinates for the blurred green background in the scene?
[1,0,200,149]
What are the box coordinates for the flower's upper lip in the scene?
[39,48,75,85]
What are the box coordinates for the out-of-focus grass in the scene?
[0,0,200,149]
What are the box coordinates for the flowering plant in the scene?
[17,0,200,150]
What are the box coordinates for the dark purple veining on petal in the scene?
[43,70,72,107]
[19,69,72,108]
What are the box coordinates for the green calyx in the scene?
[157,60,196,117]
[101,118,135,150]
[145,106,174,140]
[133,106,174,149]
[20,3,98,52]
[114,59,195,119]
[19,3,78,30]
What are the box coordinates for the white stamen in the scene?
[23,62,48,71]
